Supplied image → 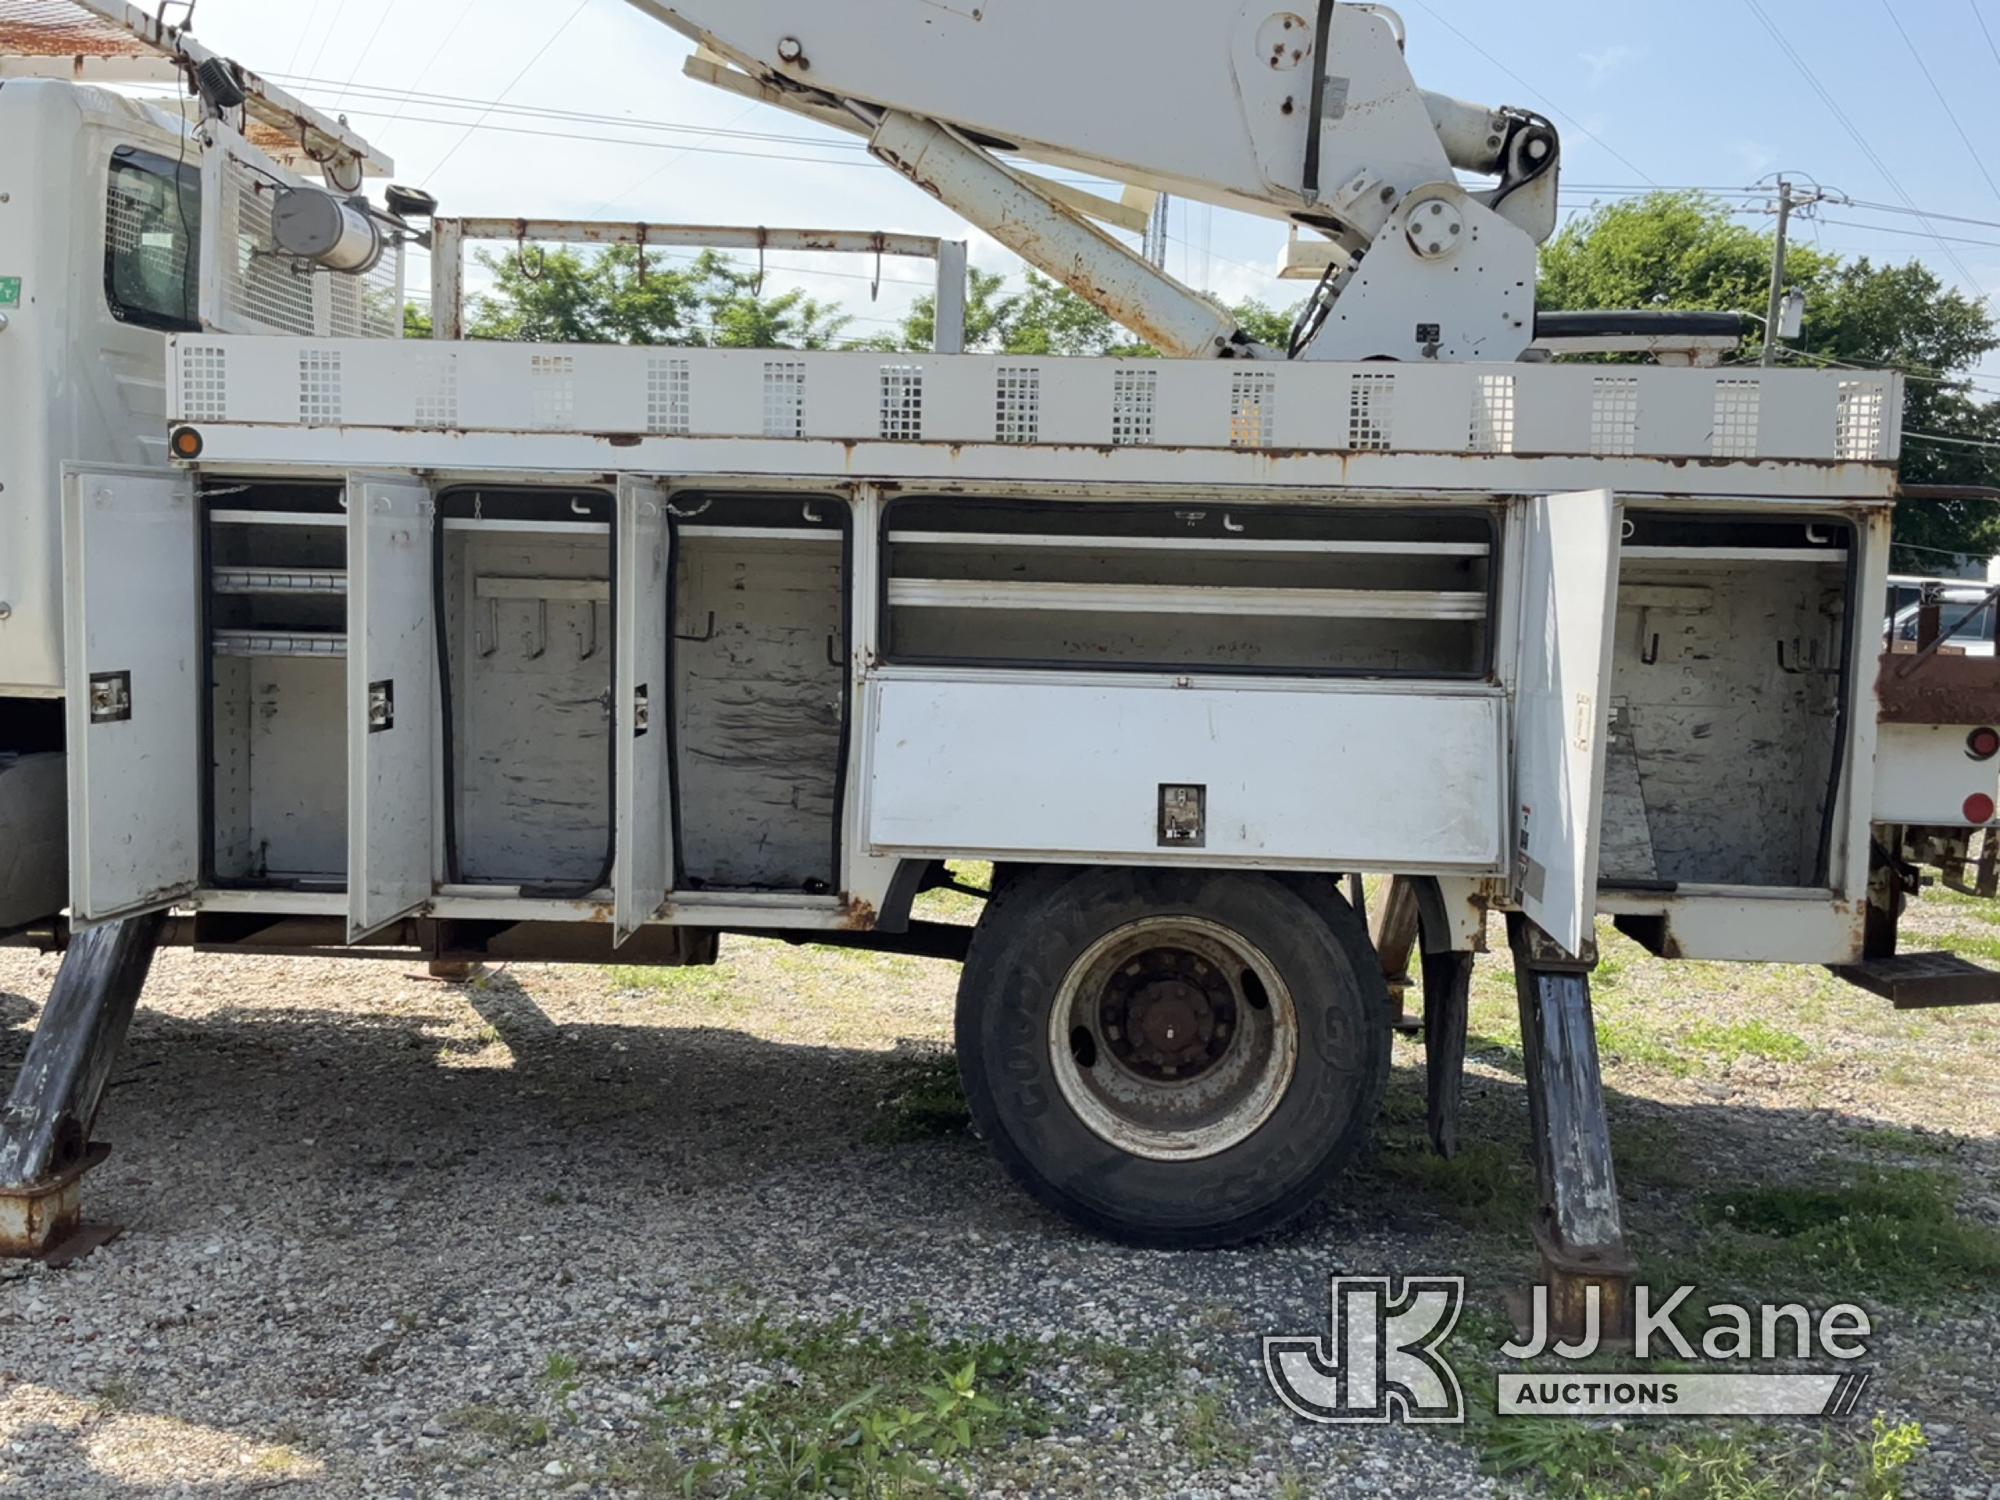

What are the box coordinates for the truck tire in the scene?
[955,865,1389,1247]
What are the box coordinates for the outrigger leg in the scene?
[0,912,166,1259]
[1371,875,1473,1156]
[1420,946,1473,1159]
[1509,914,1634,1342]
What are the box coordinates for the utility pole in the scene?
[1760,177,1794,367]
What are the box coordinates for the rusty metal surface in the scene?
[1875,650,2000,725]
[0,1142,101,1258]
[0,1,152,57]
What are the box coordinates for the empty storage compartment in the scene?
[205,483,349,889]
[1601,512,1854,889]
[881,498,1496,677]
[438,488,614,890]
[674,493,848,893]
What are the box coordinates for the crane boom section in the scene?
[626,1,1463,225]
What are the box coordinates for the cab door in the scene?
[61,466,201,925]
[1513,489,1622,957]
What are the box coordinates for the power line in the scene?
[418,0,592,189]
[277,75,870,152]
[1975,0,2000,79]
[1399,0,1658,184]
[351,111,880,168]
[591,102,766,217]
[1843,199,2000,232]
[1780,346,2000,397]
[283,3,323,75]
[1908,429,2000,451]
[379,0,480,126]
[1811,216,2000,251]
[301,0,350,84]
[1878,0,2000,207]
[1741,0,1984,296]
[330,0,396,111]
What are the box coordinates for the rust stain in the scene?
[839,897,879,932]
[1876,650,2000,725]
[0,15,154,56]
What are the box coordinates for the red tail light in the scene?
[1968,727,2000,762]
[1965,793,1996,825]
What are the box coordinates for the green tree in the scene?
[875,270,1297,358]
[692,250,851,349]
[1541,192,2000,564]
[464,246,845,349]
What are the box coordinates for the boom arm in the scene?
[626,1,1557,361]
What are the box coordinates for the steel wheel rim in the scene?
[1047,916,1299,1162]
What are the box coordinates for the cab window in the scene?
[105,145,201,332]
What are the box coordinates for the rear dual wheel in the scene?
[955,866,1390,1248]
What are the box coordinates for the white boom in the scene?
[625,1,1559,361]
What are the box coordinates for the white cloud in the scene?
[1580,44,1640,86]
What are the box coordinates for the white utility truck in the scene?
[4,1,1997,1335]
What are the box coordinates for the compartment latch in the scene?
[87,671,132,725]
[1158,784,1206,848]
[368,679,396,732]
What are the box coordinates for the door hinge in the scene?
[633,683,651,737]
[88,670,132,724]
[368,679,395,733]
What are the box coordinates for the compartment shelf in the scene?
[886,578,1486,620]
[888,530,1490,557]
[1623,545,1847,563]
[213,629,348,659]
[212,566,348,596]
[209,509,344,528]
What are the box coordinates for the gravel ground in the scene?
[1,887,1996,1498]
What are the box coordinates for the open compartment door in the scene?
[346,473,435,942]
[1513,489,1622,957]
[613,478,672,946]
[62,467,200,925]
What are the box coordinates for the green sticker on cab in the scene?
[0,277,19,308]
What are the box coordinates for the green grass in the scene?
[1682,1018,1812,1064]
[1840,1124,1962,1159]
[1692,1167,2000,1300]
[1473,1413,1926,1500]
[605,960,748,1008]
[448,1403,550,1450]
[683,1311,1050,1497]
[868,1050,972,1144]
[1366,1135,1537,1231]
[1594,1014,1693,1074]
[1927,928,2000,963]
[1174,1390,1253,1465]
[1589,1014,1812,1078]
[912,860,994,925]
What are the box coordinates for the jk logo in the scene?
[1264,1276,1466,1425]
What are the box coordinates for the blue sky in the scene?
[178,0,2000,347]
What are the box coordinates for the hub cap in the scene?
[1048,917,1298,1161]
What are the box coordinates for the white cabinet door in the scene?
[614,478,672,946]
[346,473,435,942]
[1513,489,1622,956]
[61,466,200,924]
